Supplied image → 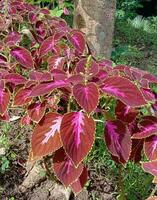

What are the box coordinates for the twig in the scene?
[150,185,157,196]
[118,165,127,200]
[94,119,104,123]
[95,136,103,140]
[43,157,57,182]
[67,96,72,113]
[4,0,8,18]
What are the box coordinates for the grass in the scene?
[112,20,157,75]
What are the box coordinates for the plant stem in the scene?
[118,164,127,200]
[43,157,57,182]
[4,0,8,18]
[94,119,104,123]
[150,185,157,196]
[67,96,72,112]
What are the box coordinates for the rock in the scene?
[75,190,88,200]
[29,188,49,200]
[50,183,71,200]
[19,162,46,193]
[101,193,115,200]
[0,148,5,156]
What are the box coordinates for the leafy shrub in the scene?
[128,16,157,35]
[114,20,157,75]
[26,0,73,18]
[116,0,142,20]
[112,44,143,65]
[1,0,157,196]
[0,123,15,173]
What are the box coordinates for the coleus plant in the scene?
[1,0,157,196]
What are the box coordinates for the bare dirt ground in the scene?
[0,119,115,200]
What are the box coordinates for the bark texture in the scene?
[73,0,116,59]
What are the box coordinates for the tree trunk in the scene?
[73,0,116,59]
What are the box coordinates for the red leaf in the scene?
[143,73,157,83]
[35,21,46,38]
[0,88,10,115]
[129,139,144,163]
[92,70,108,84]
[142,161,157,176]
[53,148,84,187]
[115,100,138,123]
[25,80,36,88]
[70,167,88,194]
[141,88,156,102]
[5,73,27,85]
[0,54,7,67]
[143,116,157,123]
[0,80,4,90]
[130,68,143,81]
[5,31,21,46]
[48,56,65,70]
[31,113,63,159]
[100,76,146,107]
[28,102,46,123]
[68,30,85,54]
[140,79,149,88]
[40,8,50,14]
[76,58,99,76]
[39,36,54,57]
[144,135,157,160]
[73,83,99,114]
[132,119,157,139]
[68,75,84,84]
[60,112,95,166]
[29,71,52,81]
[30,80,69,97]
[104,120,132,164]
[20,115,31,126]
[51,69,67,80]
[14,87,32,106]
[0,70,9,79]
[0,111,10,121]
[11,46,34,69]
[98,59,113,69]
[28,11,37,23]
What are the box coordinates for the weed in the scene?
[0,123,17,173]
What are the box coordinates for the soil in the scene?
[0,117,116,200]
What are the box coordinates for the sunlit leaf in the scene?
[101,76,146,107]
[73,83,99,114]
[68,30,85,54]
[0,88,10,115]
[31,113,63,159]
[60,112,95,166]
[27,102,46,123]
[104,120,131,164]
[142,161,157,176]
[132,119,157,139]
[144,135,157,160]
[11,46,34,69]
[70,167,88,194]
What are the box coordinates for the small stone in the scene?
[75,190,88,200]
[0,148,5,156]
[50,183,71,200]
[101,193,114,200]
